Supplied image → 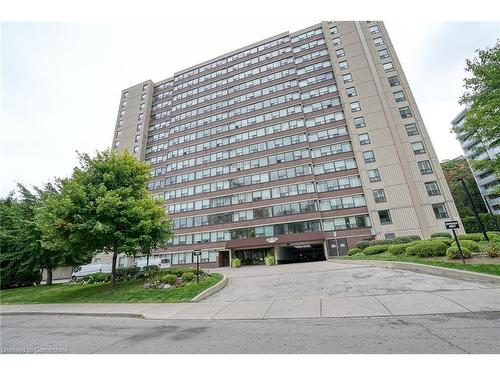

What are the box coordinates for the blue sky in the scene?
[1,20,499,196]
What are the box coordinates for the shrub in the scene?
[355,240,371,250]
[347,247,363,256]
[138,265,160,280]
[458,233,484,242]
[388,243,411,255]
[165,267,199,277]
[142,265,160,273]
[483,242,500,258]
[115,266,141,281]
[431,232,452,239]
[457,239,480,253]
[392,235,421,243]
[367,239,394,247]
[405,240,448,257]
[161,274,178,286]
[231,258,241,268]
[181,272,196,283]
[446,246,472,259]
[82,272,111,284]
[487,232,500,242]
[431,237,453,246]
[363,245,389,255]
[265,255,275,265]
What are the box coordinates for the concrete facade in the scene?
[109,21,462,268]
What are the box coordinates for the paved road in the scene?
[1,312,499,353]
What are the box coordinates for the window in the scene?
[332,37,342,46]
[411,141,425,155]
[388,75,400,87]
[393,91,406,102]
[433,203,449,219]
[114,141,120,148]
[382,62,394,72]
[123,91,129,98]
[137,124,143,131]
[138,113,144,120]
[405,123,419,136]
[378,210,392,224]
[399,106,412,119]
[363,150,375,163]
[342,73,353,83]
[358,133,370,145]
[354,116,366,128]
[121,101,127,107]
[120,110,125,117]
[368,169,381,182]
[135,134,141,142]
[339,60,349,70]
[350,101,361,112]
[378,49,389,59]
[346,87,357,97]
[373,189,386,203]
[141,93,146,100]
[139,103,145,110]
[374,37,384,46]
[142,83,149,91]
[418,160,433,175]
[369,24,380,34]
[336,48,346,58]
[330,25,338,34]
[425,181,441,196]
[118,120,124,127]
[133,146,139,154]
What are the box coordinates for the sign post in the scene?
[193,251,202,283]
[445,221,465,264]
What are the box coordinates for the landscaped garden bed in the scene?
[0,266,223,304]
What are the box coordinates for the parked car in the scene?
[72,263,112,279]
[133,257,171,269]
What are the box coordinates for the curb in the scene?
[191,273,228,302]
[330,259,500,284]
[0,312,144,319]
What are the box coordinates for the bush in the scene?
[487,232,500,242]
[388,243,411,255]
[462,214,500,233]
[391,235,421,243]
[431,237,453,246]
[231,258,241,268]
[355,240,371,250]
[181,272,196,283]
[80,272,111,284]
[457,239,480,253]
[458,233,484,242]
[405,240,448,257]
[265,255,275,265]
[363,245,389,255]
[164,267,200,277]
[446,246,472,259]
[347,247,363,256]
[161,274,178,286]
[138,265,160,280]
[483,242,500,258]
[115,266,141,281]
[431,232,452,239]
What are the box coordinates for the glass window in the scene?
[342,73,353,83]
[332,37,342,46]
[432,203,449,219]
[399,106,412,119]
[388,75,400,87]
[363,150,375,163]
[368,169,381,182]
[383,62,394,72]
[336,48,346,57]
[378,49,389,59]
[393,91,406,102]
[418,160,433,175]
[378,210,392,224]
[374,37,384,46]
[346,87,357,97]
[350,101,361,112]
[358,133,370,145]
[339,60,349,70]
[425,181,441,196]
[411,141,425,155]
[354,116,366,128]
[369,25,380,34]
[373,189,386,203]
[404,123,419,136]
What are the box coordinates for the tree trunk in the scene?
[111,251,118,285]
[46,267,53,286]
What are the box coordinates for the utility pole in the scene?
[457,178,489,241]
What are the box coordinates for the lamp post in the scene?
[457,178,489,241]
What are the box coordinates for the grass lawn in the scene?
[341,253,500,277]
[0,273,223,305]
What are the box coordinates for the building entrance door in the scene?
[218,250,230,267]
[327,238,349,256]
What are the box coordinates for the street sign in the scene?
[192,251,202,283]
[193,251,202,256]
[445,221,460,230]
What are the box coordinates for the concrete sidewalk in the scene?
[2,287,500,320]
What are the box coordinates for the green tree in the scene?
[441,156,487,219]
[0,183,64,288]
[49,150,172,284]
[455,40,500,195]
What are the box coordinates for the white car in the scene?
[134,257,171,269]
[72,263,112,279]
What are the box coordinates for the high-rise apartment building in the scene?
[112,21,461,268]
[452,108,500,214]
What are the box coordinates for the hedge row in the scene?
[356,235,421,250]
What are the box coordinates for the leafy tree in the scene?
[441,156,487,219]
[455,40,500,195]
[49,150,172,284]
[0,184,63,288]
